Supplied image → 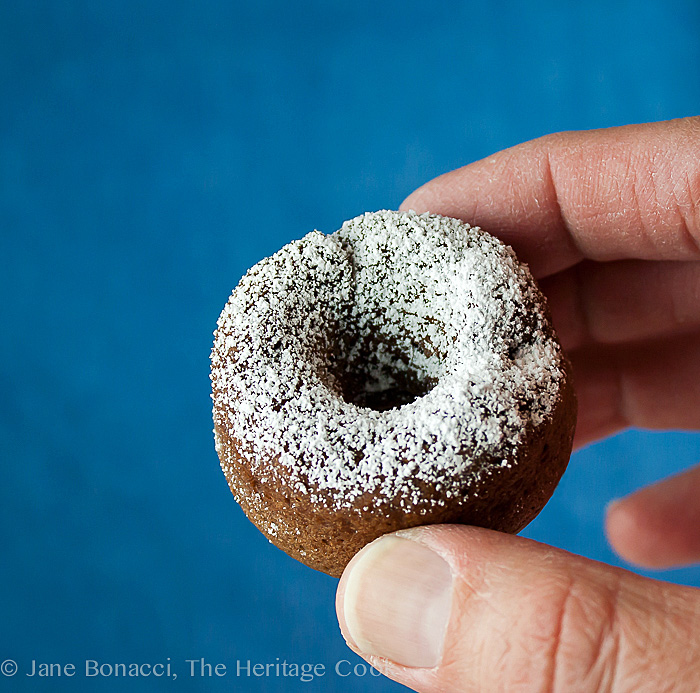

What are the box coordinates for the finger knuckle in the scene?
[483,573,625,693]
[491,573,624,693]
[679,167,700,253]
[648,146,700,256]
[545,574,623,693]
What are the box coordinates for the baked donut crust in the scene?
[211,210,576,577]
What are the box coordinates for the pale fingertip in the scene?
[398,189,428,213]
[337,534,453,669]
[605,497,623,515]
[605,494,669,569]
[604,495,636,552]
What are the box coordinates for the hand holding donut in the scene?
[335,117,700,692]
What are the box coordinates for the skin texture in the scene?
[335,117,700,692]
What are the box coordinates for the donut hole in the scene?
[354,385,424,411]
[330,337,438,412]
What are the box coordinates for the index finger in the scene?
[400,117,700,277]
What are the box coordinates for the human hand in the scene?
[335,117,700,692]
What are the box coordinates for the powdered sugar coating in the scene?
[211,210,567,513]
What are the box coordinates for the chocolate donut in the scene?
[211,210,576,577]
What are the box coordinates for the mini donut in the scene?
[211,210,576,577]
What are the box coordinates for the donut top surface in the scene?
[211,210,567,513]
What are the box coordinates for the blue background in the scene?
[2,1,700,691]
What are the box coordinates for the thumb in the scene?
[336,525,700,693]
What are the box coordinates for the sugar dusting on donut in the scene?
[211,211,567,526]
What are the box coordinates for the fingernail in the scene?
[342,535,453,668]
